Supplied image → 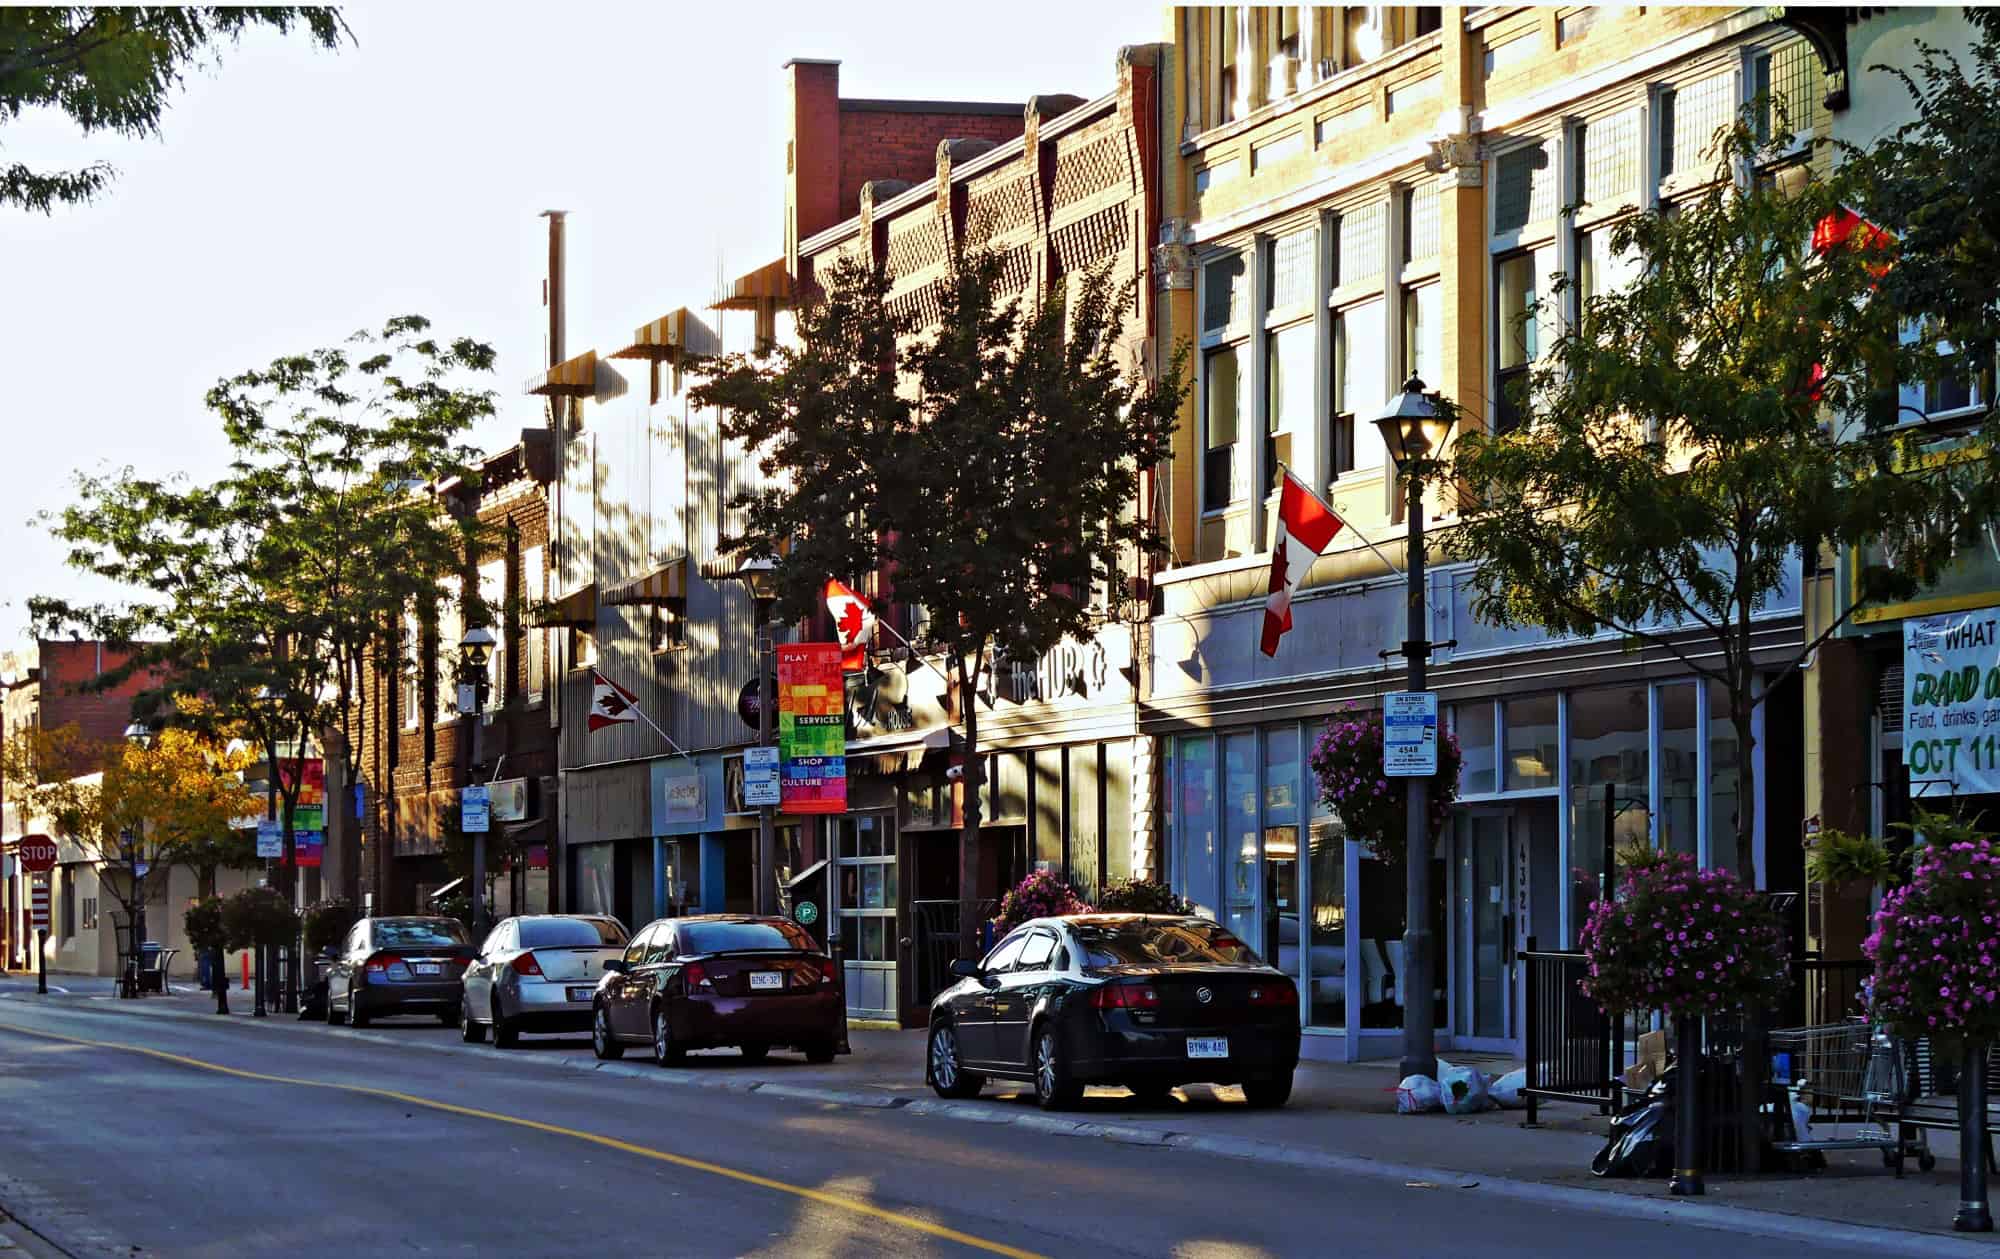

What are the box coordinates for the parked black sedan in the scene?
[324,916,476,1027]
[927,914,1300,1110]
[591,915,843,1066]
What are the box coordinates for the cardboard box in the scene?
[1623,1062,1657,1093]
[1638,1029,1668,1071]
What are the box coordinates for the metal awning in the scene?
[609,308,689,361]
[523,349,597,397]
[603,557,688,606]
[711,258,794,310]
[532,584,597,628]
[845,725,951,775]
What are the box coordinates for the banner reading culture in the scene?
[1904,605,2000,794]
[777,643,846,814]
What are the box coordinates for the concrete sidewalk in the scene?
[25,983,1998,1249]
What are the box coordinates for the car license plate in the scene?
[567,986,593,1002]
[413,962,441,977]
[1186,1037,1229,1059]
[749,971,784,991]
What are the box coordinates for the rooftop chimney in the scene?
[540,210,567,370]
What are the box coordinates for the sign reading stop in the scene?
[17,834,57,874]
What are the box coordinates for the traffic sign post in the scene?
[29,874,49,995]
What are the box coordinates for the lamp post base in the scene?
[1955,1204,1994,1233]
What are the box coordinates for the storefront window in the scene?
[1709,680,1745,875]
[574,843,614,917]
[1261,726,1301,967]
[1305,810,1346,1031]
[1177,736,1219,918]
[1357,851,1404,1029]
[1226,732,1259,944]
[1658,684,1699,857]
[1568,686,1651,934]
[1456,702,1496,795]
[1504,695,1558,790]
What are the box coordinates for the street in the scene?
[0,983,1917,1259]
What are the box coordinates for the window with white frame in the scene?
[1573,109,1643,309]
[1201,252,1250,513]
[1329,198,1390,481]
[1898,322,1993,426]
[477,559,506,711]
[435,593,462,721]
[522,546,546,702]
[1492,135,1561,437]
[401,610,423,728]
[1658,71,1735,187]
[1264,228,1316,497]
[1493,143,1556,235]
[1753,38,1822,143]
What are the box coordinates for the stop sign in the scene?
[17,835,57,874]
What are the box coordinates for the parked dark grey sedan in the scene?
[324,916,475,1027]
[926,914,1300,1110]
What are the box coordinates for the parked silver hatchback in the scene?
[460,914,629,1047]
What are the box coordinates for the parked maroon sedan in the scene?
[591,915,842,1065]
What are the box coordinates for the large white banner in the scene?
[1905,606,2000,794]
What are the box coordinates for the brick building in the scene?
[352,439,560,919]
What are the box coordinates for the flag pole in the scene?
[867,617,957,690]
[593,668,691,758]
[1280,462,1403,579]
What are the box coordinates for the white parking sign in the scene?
[1383,691,1439,777]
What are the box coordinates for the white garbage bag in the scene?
[1490,1067,1528,1110]
[1438,1060,1494,1114]
[1396,1074,1444,1114]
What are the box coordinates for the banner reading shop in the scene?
[777,643,846,814]
[1904,605,2000,794]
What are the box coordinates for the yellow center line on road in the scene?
[0,1021,1043,1259]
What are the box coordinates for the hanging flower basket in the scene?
[991,869,1092,936]
[1578,852,1788,1020]
[1866,815,2000,1044]
[1307,705,1460,862]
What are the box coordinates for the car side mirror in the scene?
[603,959,629,974]
[950,958,982,980]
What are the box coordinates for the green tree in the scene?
[696,248,1184,950]
[1450,121,1985,877]
[0,7,347,213]
[34,316,494,926]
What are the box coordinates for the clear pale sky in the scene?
[0,1,1160,649]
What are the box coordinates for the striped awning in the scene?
[711,258,794,310]
[609,308,689,361]
[603,557,688,606]
[531,584,597,628]
[523,350,597,397]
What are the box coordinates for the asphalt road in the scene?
[0,983,1920,1259]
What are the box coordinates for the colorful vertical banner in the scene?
[277,758,327,867]
[776,643,847,815]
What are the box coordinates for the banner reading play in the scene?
[277,757,326,867]
[777,643,846,815]
[1904,605,2000,794]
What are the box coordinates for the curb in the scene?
[25,998,2000,1257]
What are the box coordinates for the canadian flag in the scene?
[1261,470,1346,657]
[824,578,877,673]
[586,668,641,732]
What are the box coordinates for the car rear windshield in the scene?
[1072,921,1262,968]
[373,919,469,949]
[682,921,811,954]
[519,919,626,949]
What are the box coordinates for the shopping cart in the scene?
[1768,1020,1925,1174]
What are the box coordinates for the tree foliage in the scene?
[695,247,1184,947]
[33,315,495,880]
[1450,120,1988,874]
[0,7,347,212]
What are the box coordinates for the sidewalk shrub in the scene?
[302,898,357,954]
[991,869,1091,936]
[1865,814,2000,1044]
[1308,705,1461,862]
[1578,852,1787,1020]
[221,887,298,951]
[183,897,226,955]
[1095,877,1192,916]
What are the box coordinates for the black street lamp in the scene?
[459,625,497,936]
[121,722,154,1000]
[1373,374,1454,1085]
[738,560,780,919]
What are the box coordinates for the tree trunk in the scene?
[956,649,985,961]
[1731,698,1758,883]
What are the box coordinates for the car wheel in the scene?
[651,1007,684,1067]
[1243,1073,1294,1109]
[591,1003,623,1060]
[324,986,344,1026]
[347,986,370,1028]
[492,997,519,1049]
[927,1022,984,1099]
[1126,1081,1175,1106]
[460,995,486,1043]
[739,1042,770,1064]
[1033,1024,1082,1111]
[803,1037,838,1065]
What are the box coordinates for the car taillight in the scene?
[364,953,404,973]
[511,952,543,977]
[814,957,837,986]
[1249,982,1298,1007]
[682,962,712,991]
[1091,981,1161,1010]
